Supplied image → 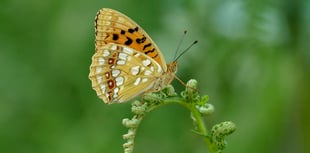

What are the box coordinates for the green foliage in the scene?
[123,80,235,153]
[0,0,309,153]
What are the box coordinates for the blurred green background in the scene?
[1,0,309,153]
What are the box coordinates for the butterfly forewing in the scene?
[95,8,167,71]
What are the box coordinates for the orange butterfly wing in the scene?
[95,8,167,71]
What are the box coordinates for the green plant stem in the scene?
[188,102,218,153]
[146,97,218,153]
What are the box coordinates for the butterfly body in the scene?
[89,8,177,104]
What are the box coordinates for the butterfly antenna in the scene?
[173,30,188,60]
[174,40,198,62]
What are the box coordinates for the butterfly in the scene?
[89,8,178,104]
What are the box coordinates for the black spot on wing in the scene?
[152,53,158,58]
[120,30,126,35]
[128,27,139,33]
[136,35,146,44]
[125,37,133,45]
[128,28,135,33]
[145,48,155,54]
[136,38,141,44]
[143,43,152,50]
[134,27,139,31]
[112,34,119,40]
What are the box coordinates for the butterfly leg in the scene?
[141,92,146,103]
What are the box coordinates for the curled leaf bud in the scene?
[211,121,236,150]
[165,85,177,96]
[123,129,136,139]
[132,100,143,107]
[122,118,141,128]
[198,103,214,115]
[143,93,162,103]
[124,148,133,153]
[123,139,134,150]
[187,79,198,89]
[181,79,199,102]
[132,103,147,115]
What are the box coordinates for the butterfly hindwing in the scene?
[89,43,164,103]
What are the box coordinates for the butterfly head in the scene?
[167,61,178,74]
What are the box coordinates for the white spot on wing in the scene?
[116,77,124,86]
[134,53,140,57]
[117,60,125,65]
[100,84,106,92]
[112,69,120,77]
[96,76,103,83]
[144,70,152,76]
[157,66,162,73]
[118,53,127,60]
[134,77,141,86]
[131,66,140,75]
[142,59,151,66]
[98,57,105,65]
[113,87,119,98]
[103,49,110,57]
[153,62,163,73]
[114,87,119,93]
[96,67,102,73]
[123,47,133,55]
[111,44,117,50]
[142,78,148,83]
